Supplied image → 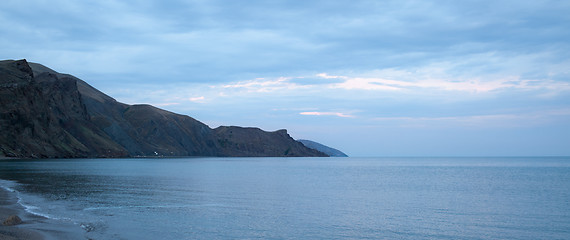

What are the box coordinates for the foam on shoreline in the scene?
[0,180,87,240]
[0,181,55,221]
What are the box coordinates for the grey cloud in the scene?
[1,0,569,85]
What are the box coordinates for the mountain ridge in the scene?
[298,139,348,157]
[0,59,329,158]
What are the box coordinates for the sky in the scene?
[1,0,569,157]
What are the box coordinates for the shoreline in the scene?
[0,184,86,240]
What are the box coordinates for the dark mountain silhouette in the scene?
[0,59,328,158]
[298,139,348,157]
[215,126,320,157]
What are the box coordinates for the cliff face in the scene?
[0,59,327,158]
[215,126,326,157]
[0,60,128,158]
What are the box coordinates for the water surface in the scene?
[0,157,569,239]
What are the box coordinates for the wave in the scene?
[0,179,61,220]
[83,203,224,211]
[0,179,17,193]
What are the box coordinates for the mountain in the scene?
[297,139,348,157]
[0,59,328,158]
[215,126,321,157]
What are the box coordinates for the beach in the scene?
[0,187,85,240]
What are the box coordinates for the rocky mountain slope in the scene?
[0,59,328,158]
[298,139,348,157]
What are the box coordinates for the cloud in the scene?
[318,68,570,93]
[220,77,308,93]
[210,68,570,97]
[189,96,205,102]
[153,102,180,107]
[113,67,568,113]
[372,108,570,128]
[3,0,569,88]
[300,111,354,118]
[319,73,404,91]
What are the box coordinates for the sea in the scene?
[0,157,569,240]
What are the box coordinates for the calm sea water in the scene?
[0,157,569,239]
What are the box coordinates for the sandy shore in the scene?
[0,187,87,240]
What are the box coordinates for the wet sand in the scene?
[0,187,86,240]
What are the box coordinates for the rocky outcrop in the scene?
[2,215,22,226]
[298,139,348,157]
[0,60,128,158]
[216,127,327,157]
[0,59,328,158]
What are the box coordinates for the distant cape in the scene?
[0,59,332,158]
[298,140,348,157]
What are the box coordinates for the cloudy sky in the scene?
[2,0,569,156]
